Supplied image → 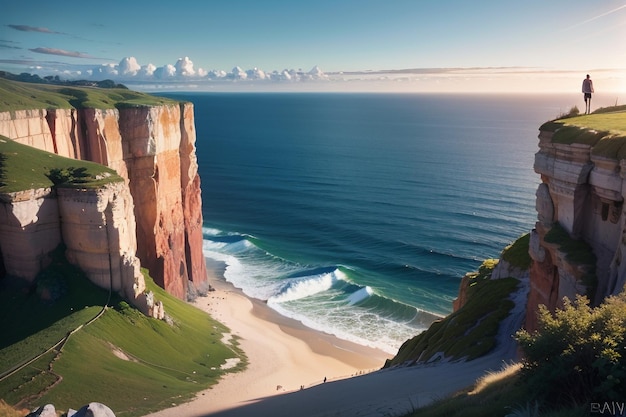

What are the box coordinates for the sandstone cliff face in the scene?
[57,183,144,301]
[0,110,57,154]
[529,127,626,330]
[0,102,207,300]
[0,188,61,279]
[117,104,206,299]
[0,181,148,310]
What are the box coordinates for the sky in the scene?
[1,0,625,93]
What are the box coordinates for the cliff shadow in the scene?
[0,152,6,188]
[0,246,114,349]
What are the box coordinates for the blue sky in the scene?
[1,0,625,92]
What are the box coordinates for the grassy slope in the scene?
[386,234,530,367]
[0,78,177,111]
[0,136,123,192]
[0,78,239,415]
[0,259,243,416]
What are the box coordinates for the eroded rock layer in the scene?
[0,102,207,300]
[528,127,626,330]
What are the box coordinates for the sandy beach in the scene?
[144,273,390,417]
[144,271,526,417]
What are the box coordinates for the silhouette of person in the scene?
[582,74,594,114]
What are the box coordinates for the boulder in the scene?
[69,402,116,417]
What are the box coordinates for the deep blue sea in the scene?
[162,92,584,353]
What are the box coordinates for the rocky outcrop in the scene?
[27,402,116,417]
[0,101,207,300]
[528,123,626,330]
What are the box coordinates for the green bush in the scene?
[515,291,626,407]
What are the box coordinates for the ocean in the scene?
[161,92,591,354]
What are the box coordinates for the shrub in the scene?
[515,291,626,407]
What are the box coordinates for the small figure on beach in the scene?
[582,74,594,114]
[323,377,327,383]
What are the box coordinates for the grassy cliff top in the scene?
[540,105,626,159]
[0,136,123,193]
[0,78,178,111]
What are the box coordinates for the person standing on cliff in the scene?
[582,74,594,114]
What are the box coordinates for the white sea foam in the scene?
[202,226,223,236]
[347,286,374,305]
[203,235,427,354]
[266,299,414,354]
[269,271,339,303]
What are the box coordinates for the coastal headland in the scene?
[1,74,626,416]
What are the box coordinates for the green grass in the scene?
[386,234,530,368]
[385,259,519,367]
[0,78,178,111]
[500,233,531,270]
[0,136,122,193]
[0,256,244,416]
[539,106,626,159]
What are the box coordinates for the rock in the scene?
[527,123,626,330]
[71,402,116,417]
[0,100,208,302]
[27,403,56,417]
[0,188,61,281]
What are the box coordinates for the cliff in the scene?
[388,107,626,366]
[0,139,150,311]
[528,108,626,330]
[0,79,207,301]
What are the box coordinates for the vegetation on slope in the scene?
[0,77,177,112]
[0,136,122,193]
[516,292,626,408]
[539,105,626,159]
[500,233,531,270]
[386,233,530,368]
[386,264,519,367]
[406,289,626,417]
[0,249,244,416]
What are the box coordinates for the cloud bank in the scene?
[3,54,624,93]
[76,56,329,86]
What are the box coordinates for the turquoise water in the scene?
[163,92,578,353]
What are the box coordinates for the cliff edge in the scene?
[0,78,207,301]
[528,106,626,330]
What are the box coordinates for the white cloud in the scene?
[174,56,196,76]
[207,69,227,79]
[228,66,247,80]
[246,68,266,80]
[92,63,118,77]
[119,57,141,76]
[154,64,177,79]
[138,63,156,77]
